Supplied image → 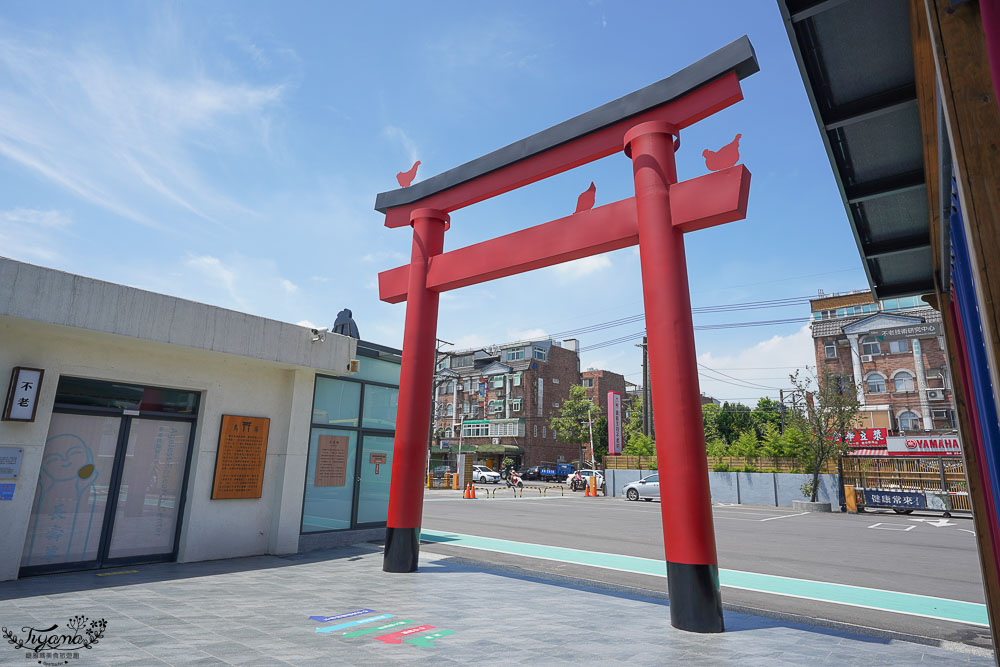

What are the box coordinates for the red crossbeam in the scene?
[378,165,749,303]
[382,73,744,229]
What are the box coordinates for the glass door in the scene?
[355,434,394,526]
[105,418,192,561]
[20,413,121,570]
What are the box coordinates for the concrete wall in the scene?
[611,469,840,507]
[605,469,643,497]
[0,315,350,581]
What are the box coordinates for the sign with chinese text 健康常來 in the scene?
[211,415,270,499]
[2,367,44,422]
[886,435,962,456]
[315,435,349,487]
[863,489,926,510]
[0,447,24,478]
[868,322,943,342]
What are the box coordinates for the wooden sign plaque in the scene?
[211,414,271,499]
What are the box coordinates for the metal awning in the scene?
[778,0,934,299]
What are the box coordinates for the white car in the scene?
[623,473,660,501]
[472,465,501,484]
[567,469,605,492]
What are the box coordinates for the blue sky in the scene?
[0,1,869,405]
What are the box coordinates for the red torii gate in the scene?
[375,37,758,633]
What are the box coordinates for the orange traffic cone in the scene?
[471,484,477,499]
[463,483,470,499]
[584,482,591,497]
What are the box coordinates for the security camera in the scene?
[310,327,329,336]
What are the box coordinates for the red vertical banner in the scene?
[608,391,622,455]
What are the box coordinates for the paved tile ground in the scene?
[0,543,992,666]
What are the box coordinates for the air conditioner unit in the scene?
[861,355,873,363]
[927,389,945,401]
[932,409,950,419]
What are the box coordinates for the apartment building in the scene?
[810,290,956,434]
[430,339,582,469]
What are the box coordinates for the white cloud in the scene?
[382,125,419,165]
[452,333,491,350]
[0,28,285,228]
[550,255,612,280]
[508,327,548,342]
[696,324,815,405]
[0,208,73,262]
[280,278,298,293]
[296,319,319,329]
[361,250,407,264]
[185,254,242,307]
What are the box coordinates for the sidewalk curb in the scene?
[430,550,994,660]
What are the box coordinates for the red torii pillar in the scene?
[627,121,722,631]
[376,35,757,635]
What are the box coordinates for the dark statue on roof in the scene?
[333,309,359,339]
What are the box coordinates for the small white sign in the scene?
[0,447,24,478]
[3,367,44,422]
[886,435,961,456]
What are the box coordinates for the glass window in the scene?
[313,378,361,427]
[512,399,521,412]
[452,356,474,368]
[362,384,398,429]
[493,376,505,388]
[462,422,488,437]
[552,378,560,384]
[861,337,880,355]
[894,372,915,392]
[355,356,401,384]
[583,378,594,387]
[866,374,886,393]
[888,340,909,353]
[533,424,538,437]
[542,426,547,438]
[512,373,521,387]
[824,342,837,359]
[301,429,358,533]
[506,348,525,361]
[645,475,659,483]
[898,411,921,430]
[533,347,547,361]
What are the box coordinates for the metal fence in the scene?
[841,456,971,512]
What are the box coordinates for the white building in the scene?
[0,258,399,581]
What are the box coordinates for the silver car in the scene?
[623,473,660,501]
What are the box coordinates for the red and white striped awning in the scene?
[847,448,890,456]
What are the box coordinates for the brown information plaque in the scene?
[315,435,349,487]
[211,415,271,499]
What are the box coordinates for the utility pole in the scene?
[637,337,650,436]
[779,388,784,435]
[427,338,453,470]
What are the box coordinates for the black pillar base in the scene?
[666,561,724,633]
[383,527,421,572]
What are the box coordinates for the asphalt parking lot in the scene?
[421,488,991,648]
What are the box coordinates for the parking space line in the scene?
[420,528,988,627]
[868,523,916,531]
[758,512,809,522]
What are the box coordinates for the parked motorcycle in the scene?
[506,470,524,489]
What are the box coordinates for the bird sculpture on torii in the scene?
[373,36,759,634]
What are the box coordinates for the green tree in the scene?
[729,429,760,458]
[702,403,721,443]
[705,437,728,458]
[715,402,754,444]
[752,397,782,436]
[759,423,783,458]
[623,395,644,446]
[593,416,609,456]
[780,426,808,459]
[550,385,603,466]
[787,370,861,501]
[622,432,656,457]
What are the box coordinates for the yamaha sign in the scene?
[886,435,961,456]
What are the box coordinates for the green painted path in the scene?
[421,528,989,627]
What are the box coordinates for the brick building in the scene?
[810,290,956,434]
[582,368,626,409]
[430,339,583,469]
